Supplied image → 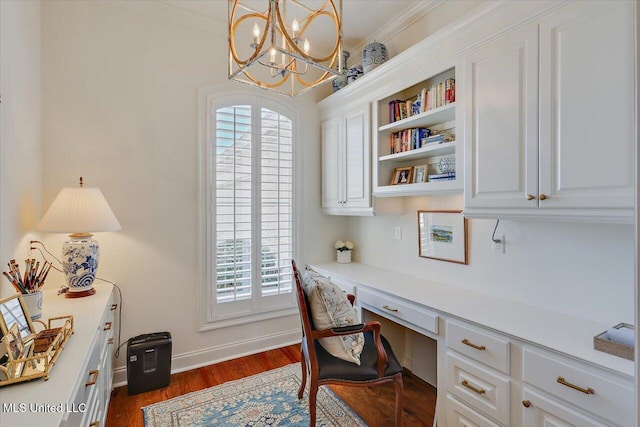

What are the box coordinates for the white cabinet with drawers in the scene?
[521,348,634,427]
[308,262,635,427]
[2,283,117,427]
[445,320,512,426]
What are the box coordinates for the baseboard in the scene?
[112,328,300,388]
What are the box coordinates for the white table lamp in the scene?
[37,177,121,298]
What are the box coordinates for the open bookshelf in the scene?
[373,67,462,197]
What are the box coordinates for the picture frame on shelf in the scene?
[413,165,428,183]
[391,166,413,185]
[418,210,468,264]
[3,323,25,379]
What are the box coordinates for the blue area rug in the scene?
[142,363,366,426]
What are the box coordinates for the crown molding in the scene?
[345,0,442,57]
[106,0,227,36]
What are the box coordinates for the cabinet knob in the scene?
[526,194,536,200]
[522,400,531,408]
[539,194,547,200]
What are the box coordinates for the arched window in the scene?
[198,90,298,328]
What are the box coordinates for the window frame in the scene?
[197,88,300,330]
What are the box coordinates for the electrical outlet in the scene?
[492,235,505,254]
[395,226,402,240]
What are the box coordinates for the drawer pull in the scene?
[382,305,398,312]
[111,303,118,311]
[522,400,531,408]
[108,338,114,345]
[89,422,100,427]
[557,376,595,395]
[86,370,99,387]
[104,321,113,331]
[461,380,486,395]
[461,338,486,351]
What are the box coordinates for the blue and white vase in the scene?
[62,235,99,296]
[362,41,388,73]
[347,65,363,84]
[332,50,350,92]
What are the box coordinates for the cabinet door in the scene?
[464,24,539,209]
[538,1,635,209]
[343,105,370,209]
[321,116,343,209]
[522,387,608,427]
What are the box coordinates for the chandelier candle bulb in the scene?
[228,0,343,96]
[252,23,260,45]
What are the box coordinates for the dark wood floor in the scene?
[106,344,436,427]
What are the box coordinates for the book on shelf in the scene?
[389,128,432,154]
[418,77,456,113]
[427,172,456,181]
[421,133,445,146]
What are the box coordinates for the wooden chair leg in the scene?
[298,349,307,399]
[308,381,318,427]
[394,373,404,427]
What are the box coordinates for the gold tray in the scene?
[0,315,73,385]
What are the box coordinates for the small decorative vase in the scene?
[362,41,388,73]
[332,50,350,92]
[337,250,352,264]
[347,65,363,84]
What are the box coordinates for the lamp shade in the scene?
[37,186,121,233]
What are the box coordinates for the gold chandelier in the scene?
[228,0,343,96]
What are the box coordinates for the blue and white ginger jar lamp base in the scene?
[62,233,99,298]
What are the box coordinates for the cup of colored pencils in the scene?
[3,258,52,320]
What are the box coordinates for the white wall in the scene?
[39,0,343,375]
[0,0,42,295]
[349,194,635,325]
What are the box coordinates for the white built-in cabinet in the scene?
[321,104,373,215]
[463,0,635,223]
[2,283,116,427]
[311,263,635,427]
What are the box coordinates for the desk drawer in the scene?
[446,394,501,427]
[523,349,633,426]
[357,287,438,334]
[447,351,510,425]
[447,320,510,374]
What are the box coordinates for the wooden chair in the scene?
[292,260,404,426]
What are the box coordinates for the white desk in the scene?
[310,262,634,426]
[0,283,115,427]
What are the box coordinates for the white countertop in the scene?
[0,283,114,426]
[310,262,634,378]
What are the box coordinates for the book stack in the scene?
[389,128,432,154]
[427,172,456,182]
[421,133,445,146]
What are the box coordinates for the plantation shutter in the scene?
[214,105,293,308]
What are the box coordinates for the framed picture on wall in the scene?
[391,166,413,185]
[417,210,468,264]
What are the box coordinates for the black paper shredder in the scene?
[127,332,172,395]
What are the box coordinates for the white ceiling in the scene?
[157,0,432,51]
